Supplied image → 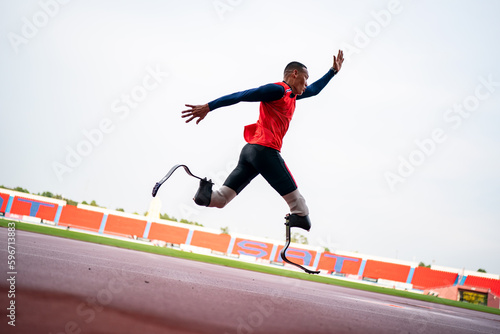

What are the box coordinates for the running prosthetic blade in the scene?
[152,164,204,197]
[280,220,320,274]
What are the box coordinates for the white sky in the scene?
[1,0,499,274]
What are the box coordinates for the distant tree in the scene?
[0,185,28,193]
[418,262,431,268]
[90,200,98,207]
[82,201,89,205]
[14,186,29,193]
[65,198,78,206]
[179,218,203,227]
[477,268,487,273]
[116,208,125,212]
[36,191,78,206]
[220,226,229,235]
[291,232,308,245]
[160,213,178,221]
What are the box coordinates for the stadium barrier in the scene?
[1,188,499,297]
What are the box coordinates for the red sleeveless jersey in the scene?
[243,82,296,151]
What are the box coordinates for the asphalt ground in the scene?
[0,228,499,334]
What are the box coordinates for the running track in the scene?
[0,228,499,333]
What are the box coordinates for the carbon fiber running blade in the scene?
[152,164,203,197]
[281,223,320,275]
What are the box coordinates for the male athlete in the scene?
[182,50,344,231]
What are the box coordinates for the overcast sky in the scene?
[1,0,499,274]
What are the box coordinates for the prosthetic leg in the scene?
[153,165,320,275]
[152,164,213,198]
[280,214,320,274]
[153,164,236,208]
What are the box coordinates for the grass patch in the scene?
[2,219,499,315]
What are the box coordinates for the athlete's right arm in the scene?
[208,83,284,110]
[182,83,284,124]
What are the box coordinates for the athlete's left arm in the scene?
[297,50,344,100]
[296,68,336,100]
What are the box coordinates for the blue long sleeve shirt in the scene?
[208,68,336,111]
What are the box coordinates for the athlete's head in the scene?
[283,61,309,96]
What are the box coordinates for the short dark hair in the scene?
[284,61,307,76]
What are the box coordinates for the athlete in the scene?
[181,50,344,231]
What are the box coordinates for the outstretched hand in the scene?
[333,50,344,73]
[181,104,210,124]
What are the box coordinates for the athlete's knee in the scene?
[282,189,309,216]
[295,193,309,216]
[211,190,227,208]
[210,186,237,209]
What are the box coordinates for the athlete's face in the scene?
[291,68,309,95]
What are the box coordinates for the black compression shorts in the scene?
[223,144,297,196]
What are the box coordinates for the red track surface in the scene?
[0,228,499,333]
